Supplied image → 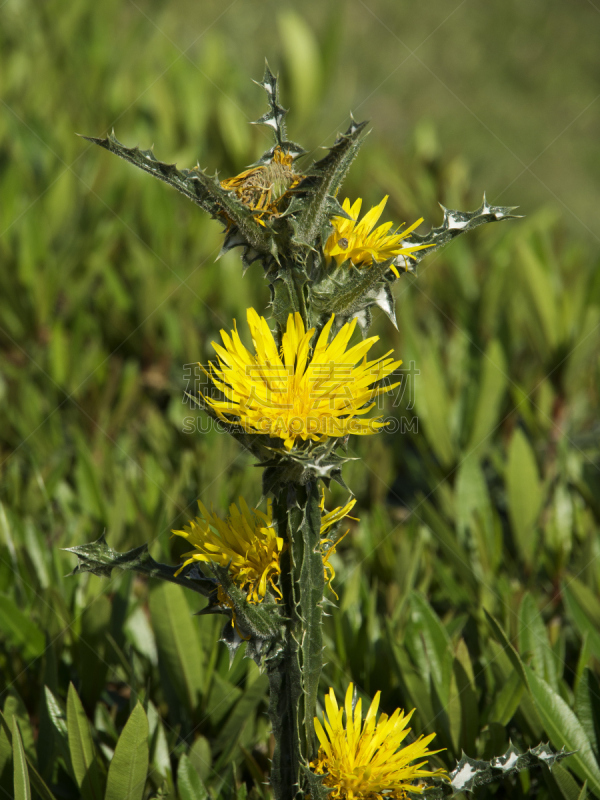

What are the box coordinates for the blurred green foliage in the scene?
[1,0,600,798]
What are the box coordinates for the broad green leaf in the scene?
[237,782,248,800]
[0,595,44,660]
[105,702,149,800]
[125,604,158,666]
[0,715,11,795]
[489,670,524,726]
[43,686,71,764]
[205,673,242,728]
[525,665,600,794]
[485,611,528,683]
[419,500,478,595]
[78,594,111,708]
[3,694,34,760]
[12,718,30,800]
[177,753,208,800]
[0,712,58,800]
[37,685,70,780]
[455,456,491,545]
[518,240,559,351]
[467,338,508,454]
[406,592,452,702]
[506,428,543,566]
[214,674,269,770]
[188,736,212,785]
[575,669,600,758]
[147,701,171,782]
[415,349,455,467]
[455,455,500,576]
[563,580,600,663]
[552,763,586,800]
[66,683,104,800]
[74,440,108,522]
[546,483,574,559]
[149,583,204,712]
[519,592,559,690]
[453,656,478,754]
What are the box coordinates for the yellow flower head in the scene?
[203,308,401,451]
[174,496,357,604]
[324,197,431,278]
[312,683,446,800]
[173,498,283,604]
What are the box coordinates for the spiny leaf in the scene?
[252,61,288,147]
[301,764,333,800]
[81,131,274,256]
[291,118,368,248]
[251,60,304,161]
[445,742,575,796]
[397,195,521,274]
[64,533,217,597]
[309,258,397,334]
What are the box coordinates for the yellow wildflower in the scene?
[324,196,431,277]
[173,496,357,603]
[173,498,283,603]
[311,683,446,800]
[203,308,401,451]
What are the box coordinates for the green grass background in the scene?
[1,1,600,798]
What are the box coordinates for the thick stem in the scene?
[268,482,324,800]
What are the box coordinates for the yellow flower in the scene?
[173,496,357,603]
[173,498,283,603]
[324,196,431,278]
[311,683,447,800]
[203,308,401,451]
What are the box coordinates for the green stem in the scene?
[269,482,324,800]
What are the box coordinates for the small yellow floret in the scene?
[311,683,447,800]
[173,496,357,603]
[324,196,431,277]
[173,498,282,603]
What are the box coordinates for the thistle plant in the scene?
[68,64,571,800]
